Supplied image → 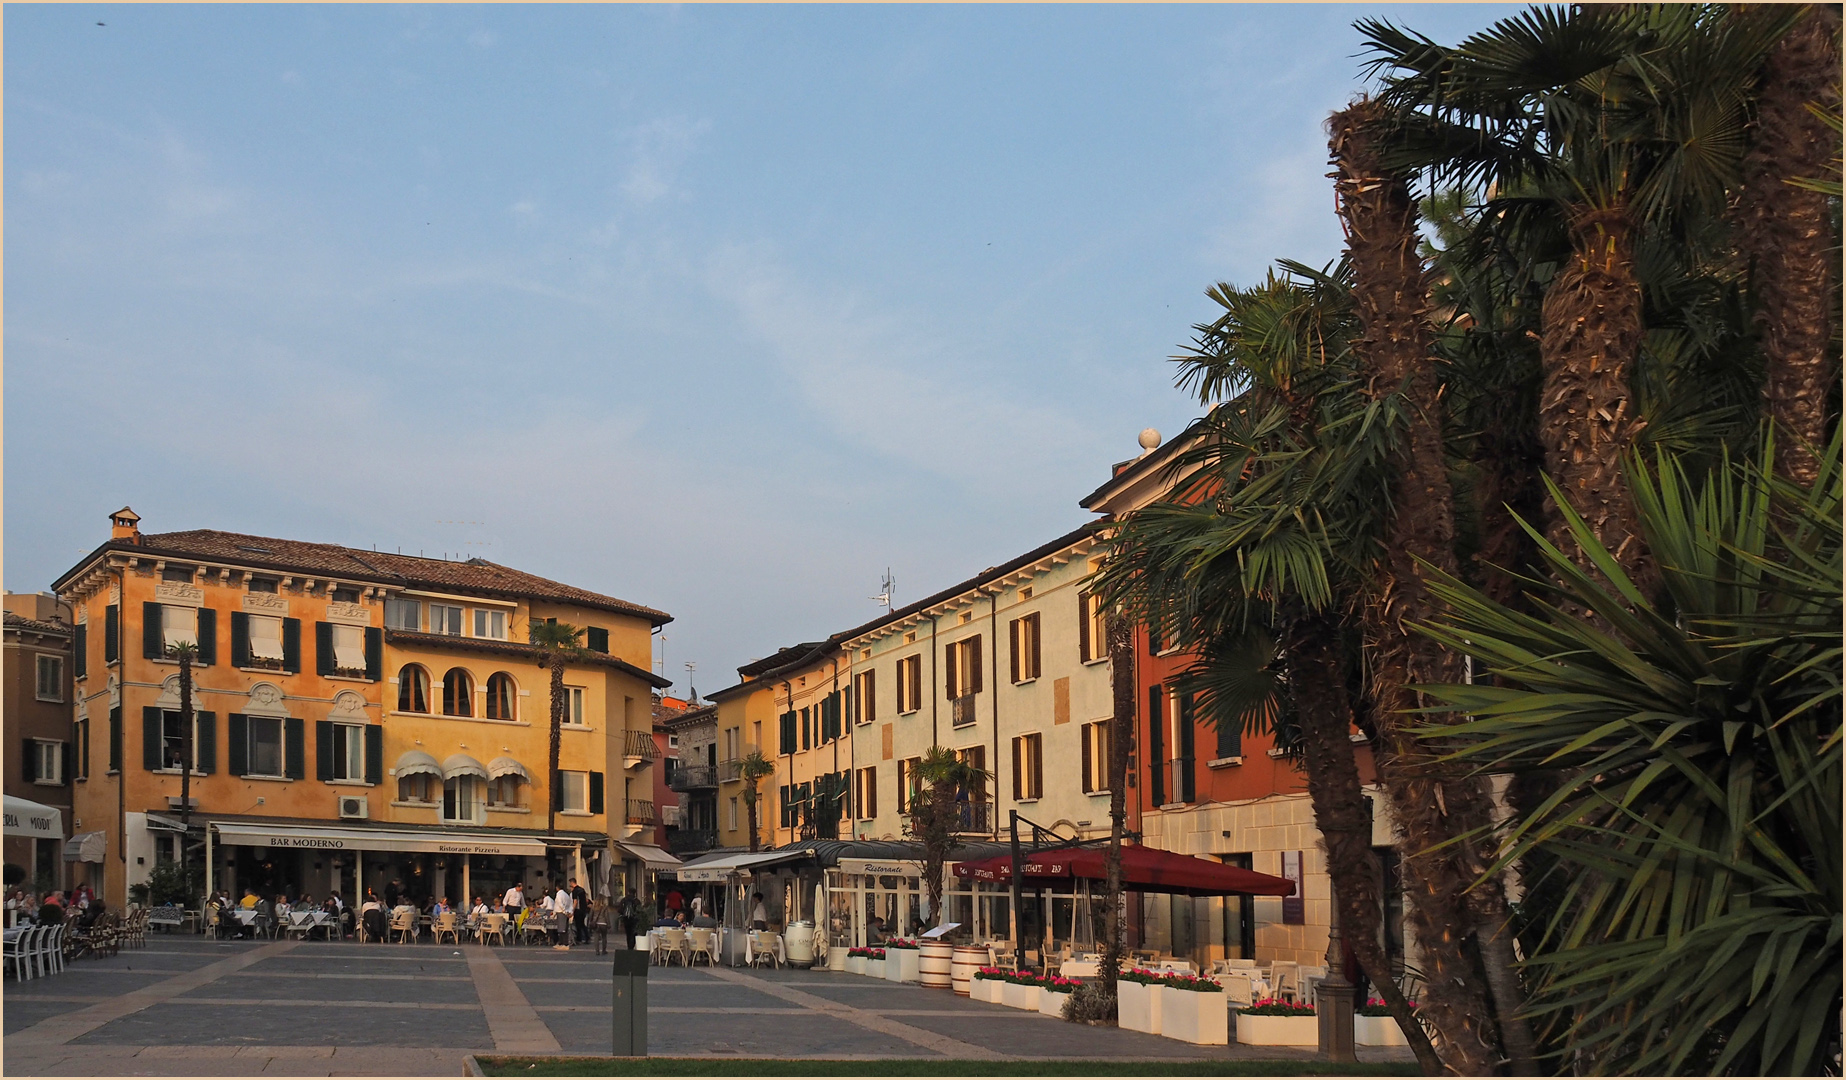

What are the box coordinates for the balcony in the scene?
[624,730,658,767]
[626,799,656,826]
[951,693,977,728]
[666,828,718,856]
[669,764,718,793]
[718,758,743,783]
[953,800,994,834]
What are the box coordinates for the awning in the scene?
[145,814,189,833]
[4,795,63,839]
[953,844,1296,898]
[675,849,810,882]
[212,823,548,857]
[615,842,682,871]
[487,756,531,781]
[394,750,443,778]
[443,753,489,780]
[63,831,106,863]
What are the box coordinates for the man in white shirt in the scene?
[552,881,574,948]
[503,883,525,926]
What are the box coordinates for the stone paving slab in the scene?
[68,1002,494,1048]
[541,1006,944,1057]
[174,973,483,1005]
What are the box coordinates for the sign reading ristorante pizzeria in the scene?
[211,823,549,857]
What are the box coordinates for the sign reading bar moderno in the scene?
[212,824,549,857]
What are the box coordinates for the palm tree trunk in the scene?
[745,792,760,853]
[1333,99,1536,1075]
[178,653,194,844]
[1286,615,1444,1075]
[1738,3,1842,485]
[548,655,565,836]
[1101,614,1135,997]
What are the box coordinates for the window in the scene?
[330,723,365,781]
[35,655,63,702]
[398,666,430,712]
[247,577,278,594]
[488,775,524,808]
[1216,710,1242,761]
[429,604,464,636]
[855,766,878,819]
[329,624,366,676]
[485,673,516,720]
[245,614,286,667]
[566,686,585,726]
[399,773,435,804]
[854,670,876,724]
[895,655,922,714]
[246,715,284,776]
[728,797,739,831]
[1012,733,1043,800]
[32,740,64,785]
[1080,720,1111,793]
[162,605,198,652]
[384,598,420,631]
[956,745,987,802]
[946,636,982,698]
[73,720,89,781]
[160,711,205,772]
[897,757,921,814]
[161,564,194,583]
[1018,586,1033,601]
[1010,613,1041,683]
[559,770,589,813]
[442,669,474,716]
[472,609,507,640]
[585,626,609,653]
[1078,592,1107,663]
[779,710,797,755]
[331,586,361,604]
[443,775,481,822]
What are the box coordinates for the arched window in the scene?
[485,673,516,720]
[398,773,434,804]
[442,668,474,717]
[398,666,430,713]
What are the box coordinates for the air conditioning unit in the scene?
[338,795,369,820]
[166,796,199,810]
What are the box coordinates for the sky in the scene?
[5,2,1507,694]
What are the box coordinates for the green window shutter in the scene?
[945,641,957,697]
[364,627,382,682]
[230,613,250,668]
[196,608,217,666]
[1178,693,1196,803]
[104,605,119,663]
[284,717,306,780]
[364,725,384,786]
[315,622,333,676]
[73,625,87,679]
[79,721,91,780]
[1011,737,1022,801]
[142,707,163,771]
[585,627,608,653]
[282,619,301,674]
[1216,714,1241,760]
[61,743,72,788]
[316,720,335,782]
[1030,615,1041,679]
[143,602,164,659]
[589,771,605,815]
[227,714,248,777]
[108,708,122,772]
[196,712,215,775]
[23,738,37,783]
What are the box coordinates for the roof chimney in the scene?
[110,506,142,543]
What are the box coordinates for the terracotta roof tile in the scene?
[3,612,72,636]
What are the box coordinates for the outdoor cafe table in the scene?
[1060,956,1195,979]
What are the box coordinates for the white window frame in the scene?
[429,604,464,637]
[443,775,482,823]
[247,614,286,665]
[161,604,198,652]
[35,655,63,702]
[559,770,589,813]
[472,609,507,640]
[330,722,365,782]
[384,598,421,632]
[330,623,367,676]
[728,797,739,831]
[245,715,286,778]
[565,686,586,727]
[160,711,204,772]
[34,740,63,785]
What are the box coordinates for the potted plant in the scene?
[1158,972,1228,1045]
[828,944,851,971]
[1355,997,1415,1046]
[971,966,1007,1004]
[1040,974,1081,1016]
[1001,969,1042,1011]
[1235,998,1318,1046]
[864,947,887,978]
[883,938,921,982]
[846,946,873,976]
[1115,968,1165,1034]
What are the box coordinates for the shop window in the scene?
[398,666,431,713]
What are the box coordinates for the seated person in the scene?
[360,899,388,943]
[690,912,720,929]
[653,912,682,928]
[469,897,490,921]
[867,915,889,944]
[240,889,259,910]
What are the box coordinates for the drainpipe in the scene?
[989,587,1000,838]
[830,657,840,838]
[782,679,795,848]
[929,616,939,747]
[115,564,127,903]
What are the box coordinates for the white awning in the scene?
[615,842,682,871]
[394,750,442,779]
[4,795,63,840]
[675,849,810,882]
[64,830,105,863]
[145,814,189,833]
[212,823,548,857]
[487,756,531,781]
[443,753,489,780]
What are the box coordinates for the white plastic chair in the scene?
[433,912,460,944]
[1270,960,1301,1001]
[687,927,717,967]
[657,927,689,966]
[1215,970,1255,1006]
[8,926,38,981]
[479,913,509,946]
[389,909,418,944]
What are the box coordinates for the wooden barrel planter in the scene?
[950,945,987,996]
[919,941,954,989]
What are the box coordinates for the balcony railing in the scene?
[624,731,658,760]
[953,800,993,833]
[718,758,743,783]
[951,694,977,727]
[626,799,656,826]
[666,828,718,855]
[669,764,718,792]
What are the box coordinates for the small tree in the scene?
[738,752,775,852]
[529,621,587,835]
[903,745,986,930]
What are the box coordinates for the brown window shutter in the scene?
[1009,619,1020,683]
[1011,736,1022,801]
[969,636,982,694]
[1031,735,1043,799]
[1078,593,1092,661]
[1030,614,1041,679]
[1081,725,1093,793]
[945,644,957,698]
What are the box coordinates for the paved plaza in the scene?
[3,936,1415,1075]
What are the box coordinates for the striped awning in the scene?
[393,750,443,779]
[442,754,489,780]
[487,756,531,781]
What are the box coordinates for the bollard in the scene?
[611,947,649,1056]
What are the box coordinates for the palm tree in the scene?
[529,620,586,835]
[164,640,199,851]
[902,746,985,931]
[738,751,775,853]
[1331,98,1535,1073]
[1098,612,1135,1000]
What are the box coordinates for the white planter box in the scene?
[884,948,920,982]
[865,957,886,979]
[1356,1014,1410,1046]
[846,955,867,976]
[1236,1013,1319,1047]
[1001,981,1040,1010]
[1117,980,1163,1034]
[1040,987,1073,1017]
[972,977,1002,1003]
[1160,988,1228,1045]
[828,945,850,972]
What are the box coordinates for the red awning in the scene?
[954,844,1295,898]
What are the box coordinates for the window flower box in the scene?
[1116,970,1164,1034]
[1158,976,1227,1045]
[1236,999,1318,1047]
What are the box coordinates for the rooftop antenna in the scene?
[684,661,697,702]
[871,568,895,613]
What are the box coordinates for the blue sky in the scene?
[5,3,1506,692]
